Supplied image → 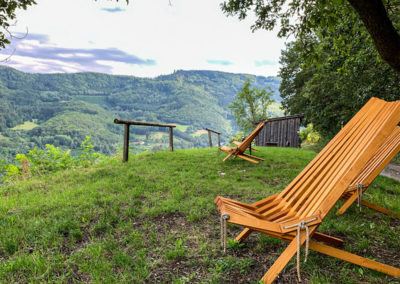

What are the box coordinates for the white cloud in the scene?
[4,0,286,77]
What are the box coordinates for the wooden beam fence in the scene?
[205,128,221,154]
[114,119,176,162]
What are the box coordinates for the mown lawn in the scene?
[0,147,399,283]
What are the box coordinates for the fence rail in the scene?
[205,128,221,149]
[114,119,176,162]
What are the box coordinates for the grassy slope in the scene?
[0,147,399,283]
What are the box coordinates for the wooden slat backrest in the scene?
[300,101,394,217]
[317,100,400,218]
[238,120,268,152]
[350,126,400,187]
[276,98,400,220]
[280,98,377,209]
[297,100,393,217]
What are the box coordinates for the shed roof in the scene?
[256,114,304,124]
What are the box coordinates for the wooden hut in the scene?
[255,114,304,148]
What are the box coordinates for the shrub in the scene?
[0,136,104,183]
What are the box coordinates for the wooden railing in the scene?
[205,128,221,148]
[114,119,176,162]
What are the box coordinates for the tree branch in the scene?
[348,0,400,75]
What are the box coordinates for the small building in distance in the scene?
[255,114,304,148]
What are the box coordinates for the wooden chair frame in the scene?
[220,120,267,164]
[336,126,400,218]
[215,98,400,283]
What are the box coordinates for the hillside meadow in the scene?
[0,147,399,283]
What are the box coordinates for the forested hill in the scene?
[0,66,281,162]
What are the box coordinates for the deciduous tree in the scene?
[221,0,400,75]
[229,78,274,132]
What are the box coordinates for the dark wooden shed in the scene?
[255,114,304,148]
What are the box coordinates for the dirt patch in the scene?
[194,130,207,135]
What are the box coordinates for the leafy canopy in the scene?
[279,4,400,138]
[229,78,274,133]
[221,0,400,74]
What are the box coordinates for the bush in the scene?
[0,136,104,183]
[300,124,321,144]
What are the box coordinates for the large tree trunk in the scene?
[348,0,400,76]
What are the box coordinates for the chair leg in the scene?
[309,241,400,277]
[311,232,344,247]
[235,228,253,242]
[261,237,300,283]
[223,152,233,162]
[237,154,259,164]
[336,193,400,218]
[336,192,358,215]
[241,153,265,161]
[360,200,400,218]
[236,228,344,247]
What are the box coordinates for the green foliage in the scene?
[228,132,244,143]
[299,124,321,144]
[226,238,245,250]
[16,145,75,177]
[279,4,400,139]
[78,136,102,167]
[0,67,281,162]
[221,0,400,74]
[229,78,275,132]
[0,0,37,49]
[0,136,103,183]
[165,238,187,261]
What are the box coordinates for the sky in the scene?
[0,0,287,78]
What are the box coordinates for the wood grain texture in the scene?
[337,126,400,216]
[220,120,268,163]
[214,98,400,283]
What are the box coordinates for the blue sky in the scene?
[1,0,286,77]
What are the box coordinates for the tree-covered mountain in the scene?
[0,66,281,162]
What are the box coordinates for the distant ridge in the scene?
[0,66,281,162]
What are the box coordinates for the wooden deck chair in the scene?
[336,126,400,217]
[232,140,258,152]
[215,98,400,283]
[220,120,267,164]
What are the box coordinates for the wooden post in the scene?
[114,119,177,161]
[169,127,174,152]
[123,124,130,162]
[208,130,213,147]
[217,133,221,155]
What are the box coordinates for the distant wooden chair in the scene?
[220,120,267,163]
[215,98,400,283]
[232,137,258,154]
[336,126,400,218]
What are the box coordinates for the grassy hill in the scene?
[0,66,282,162]
[0,147,399,283]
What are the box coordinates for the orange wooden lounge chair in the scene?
[215,98,400,283]
[336,126,400,217]
[220,120,267,163]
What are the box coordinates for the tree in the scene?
[0,0,129,49]
[221,0,400,75]
[279,5,400,138]
[229,78,274,133]
[0,0,36,49]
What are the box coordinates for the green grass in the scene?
[10,121,38,130]
[175,125,189,132]
[0,147,399,283]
